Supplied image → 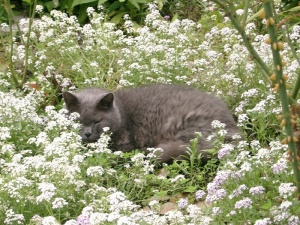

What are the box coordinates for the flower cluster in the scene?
[0,1,300,224]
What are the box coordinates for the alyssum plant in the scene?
[211,0,300,198]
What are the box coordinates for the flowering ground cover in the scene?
[0,1,300,224]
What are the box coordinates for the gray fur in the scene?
[63,84,240,162]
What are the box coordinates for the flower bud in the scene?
[282,74,288,81]
[265,37,271,44]
[280,119,286,127]
[269,73,276,81]
[273,83,279,92]
[258,9,266,19]
[266,18,275,27]
[277,42,284,50]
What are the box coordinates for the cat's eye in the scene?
[94,120,102,125]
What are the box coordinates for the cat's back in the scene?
[118,84,210,104]
[116,84,237,142]
[117,84,230,117]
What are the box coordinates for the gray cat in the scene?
[63,84,239,162]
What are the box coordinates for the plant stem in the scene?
[21,0,37,87]
[2,0,37,88]
[263,1,300,198]
[213,0,273,86]
[241,0,250,28]
[3,0,20,87]
[283,23,300,99]
[292,73,300,100]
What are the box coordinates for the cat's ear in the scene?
[97,93,114,109]
[63,92,80,112]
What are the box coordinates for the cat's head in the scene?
[63,88,121,143]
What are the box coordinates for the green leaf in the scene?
[78,4,88,24]
[246,7,263,23]
[22,0,34,5]
[157,0,168,10]
[110,11,127,24]
[260,201,272,210]
[119,0,126,2]
[294,203,300,214]
[158,1,164,10]
[154,190,168,197]
[132,21,140,31]
[44,1,54,11]
[108,1,122,12]
[72,0,98,8]
[184,186,198,193]
[98,0,108,4]
[282,6,300,12]
[171,13,178,22]
[135,0,148,3]
[128,0,140,10]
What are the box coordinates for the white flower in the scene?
[87,166,104,177]
[117,216,135,225]
[4,209,25,225]
[250,140,261,148]
[249,186,265,195]
[237,114,249,126]
[166,210,184,223]
[256,148,271,160]
[236,9,244,16]
[0,127,11,141]
[64,220,78,225]
[211,120,226,129]
[234,197,253,209]
[212,207,222,216]
[52,198,68,209]
[226,210,237,217]
[218,144,234,159]
[229,184,248,199]
[36,183,56,203]
[217,129,227,137]
[41,216,60,225]
[195,190,206,200]
[131,153,145,164]
[107,191,126,205]
[36,5,43,14]
[90,212,107,224]
[146,147,163,159]
[241,88,258,98]
[254,218,272,225]
[149,200,159,207]
[1,144,15,155]
[240,161,252,172]
[71,62,82,72]
[178,198,188,209]
[279,201,292,210]
[272,158,288,174]
[86,7,95,16]
[278,183,297,198]
[170,174,185,183]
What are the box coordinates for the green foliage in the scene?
[159,0,205,21]
[0,0,158,25]
[100,0,152,25]
[282,0,300,10]
[1,1,300,224]
[24,0,99,24]
[0,4,9,22]
[0,1,23,24]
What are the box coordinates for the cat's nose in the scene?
[84,131,92,137]
[83,127,93,138]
